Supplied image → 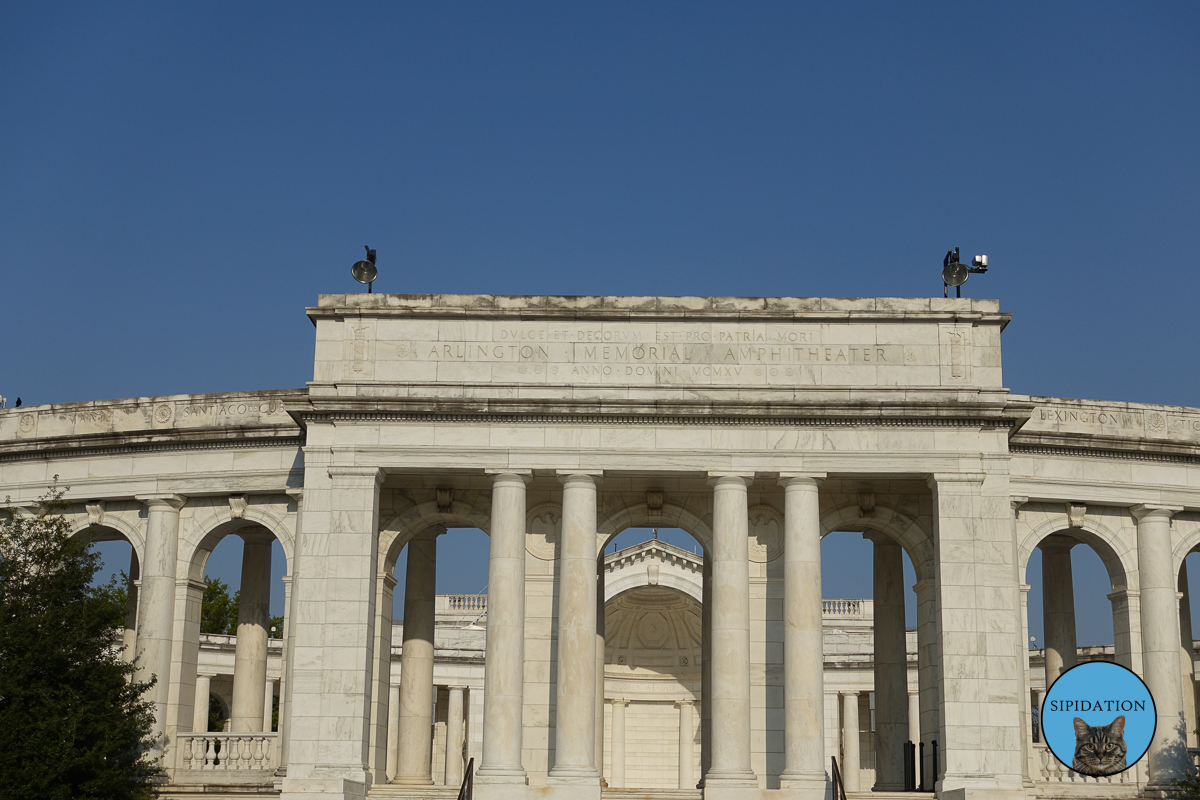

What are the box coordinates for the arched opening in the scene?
[819,530,920,793]
[599,525,707,790]
[384,525,490,785]
[1023,527,1129,749]
[82,526,140,663]
[188,523,290,735]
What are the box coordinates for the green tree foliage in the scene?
[269,614,284,638]
[0,484,160,800]
[201,577,239,635]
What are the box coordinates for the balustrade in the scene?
[178,731,277,772]
[1034,743,1139,786]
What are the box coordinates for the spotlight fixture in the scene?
[941,247,988,297]
[351,246,378,293]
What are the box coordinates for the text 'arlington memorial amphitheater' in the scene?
[6,294,1200,800]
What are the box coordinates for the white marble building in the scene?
[4,294,1200,800]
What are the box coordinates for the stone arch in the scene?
[378,493,491,576]
[68,514,145,566]
[1017,511,1133,593]
[1170,522,1200,577]
[604,544,704,603]
[183,501,295,583]
[597,501,712,557]
[819,502,934,584]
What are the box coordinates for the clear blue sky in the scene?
[9,3,1196,645]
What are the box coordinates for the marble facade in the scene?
[4,294,1200,800]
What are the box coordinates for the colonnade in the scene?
[1032,506,1195,790]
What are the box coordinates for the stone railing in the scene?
[177,732,277,771]
[1035,743,1139,787]
[823,598,873,618]
[444,594,487,612]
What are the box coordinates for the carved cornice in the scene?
[0,435,304,464]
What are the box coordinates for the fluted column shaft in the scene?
[841,692,860,792]
[193,673,213,732]
[871,533,908,791]
[386,684,400,780]
[706,474,757,785]
[550,473,601,779]
[779,475,825,793]
[232,533,273,732]
[394,530,439,784]
[1180,562,1196,748]
[610,700,627,788]
[1135,504,1188,787]
[446,686,466,786]
[134,494,184,742]
[478,472,530,780]
[122,552,139,662]
[595,563,606,782]
[678,700,695,789]
[1040,539,1077,685]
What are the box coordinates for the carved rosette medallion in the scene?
[525,505,561,561]
[18,414,35,433]
[153,403,174,424]
[1147,412,1166,434]
[748,504,784,563]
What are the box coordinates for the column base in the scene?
[778,771,828,798]
[938,790,1029,800]
[702,770,759,789]
[280,776,369,800]
[389,776,435,786]
[546,774,602,800]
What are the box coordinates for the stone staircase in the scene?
[369,785,461,799]
[602,790,701,800]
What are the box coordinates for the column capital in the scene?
[327,465,384,485]
[1011,496,1029,515]
[1038,534,1077,554]
[1108,588,1140,601]
[1020,583,1032,594]
[707,472,752,488]
[285,487,304,501]
[675,698,695,707]
[136,494,185,510]
[412,525,447,541]
[863,530,900,547]
[778,472,825,489]
[610,698,629,706]
[1132,503,1183,522]
[486,470,533,485]
[381,572,398,590]
[926,472,986,490]
[841,690,860,698]
[556,470,603,486]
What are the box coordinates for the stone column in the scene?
[595,561,607,783]
[1040,536,1077,686]
[386,684,400,780]
[134,494,185,744]
[446,686,466,786]
[1133,504,1189,787]
[1180,563,1197,747]
[394,530,440,785]
[705,474,757,786]
[841,692,860,792]
[1033,689,1046,742]
[263,679,275,732]
[778,474,826,794]
[610,699,627,788]
[700,557,713,780]
[122,551,139,662]
[231,531,273,732]
[193,673,214,732]
[477,471,531,783]
[869,532,907,791]
[549,472,601,782]
[907,691,920,778]
[678,700,695,789]
[913,578,939,784]
[277,488,302,776]
[279,465,383,795]
[929,474,1024,793]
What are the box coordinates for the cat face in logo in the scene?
[1072,715,1127,776]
